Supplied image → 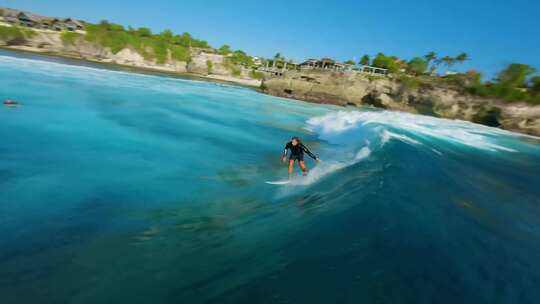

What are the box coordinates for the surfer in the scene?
[282,137,319,178]
[3,99,19,107]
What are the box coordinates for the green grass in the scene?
[61,32,82,45]
[0,25,34,42]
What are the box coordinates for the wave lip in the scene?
[307,110,523,152]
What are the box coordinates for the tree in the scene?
[407,57,428,75]
[218,44,232,55]
[497,63,536,88]
[455,52,469,65]
[424,51,437,64]
[159,29,173,41]
[530,76,540,94]
[359,54,370,66]
[229,50,253,66]
[344,60,356,65]
[178,32,193,47]
[441,56,456,73]
[372,53,400,73]
[137,27,152,37]
[465,69,482,86]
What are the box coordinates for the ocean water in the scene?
[1,49,540,304]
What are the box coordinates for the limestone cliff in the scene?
[0,29,259,86]
[263,70,540,136]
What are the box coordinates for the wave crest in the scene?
[307,110,520,152]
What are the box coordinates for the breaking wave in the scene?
[285,110,536,187]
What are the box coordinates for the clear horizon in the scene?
[2,0,539,79]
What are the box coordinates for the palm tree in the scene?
[424,51,437,64]
[441,56,456,74]
[455,52,469,65]
[423,52,439,75]
[359,54,370,66]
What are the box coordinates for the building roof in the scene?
[64,18,84,27]
[18,12,46,22]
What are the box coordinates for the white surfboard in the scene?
[265,180,291,185]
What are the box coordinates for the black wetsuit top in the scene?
[284,141,317,161]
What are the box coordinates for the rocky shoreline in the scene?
[0,28,262,88]
[2,28,539,137]
[262,70,540,137]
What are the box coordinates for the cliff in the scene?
[263,70,540,137]
[0,27,261,87]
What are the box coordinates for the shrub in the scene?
[170,45,191,63]
[0,25,34,43]
[372,53,401,73]
[218,44,231,55]
[61,32,82,45]
[398,75,422,89]
[407,57,428,75]
[249,70,264,80]
[497,63,536,88]
[228,50,253,66]
[232,67,241,77]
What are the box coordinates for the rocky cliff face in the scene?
[263,70,540,136]
[0,29,254,80]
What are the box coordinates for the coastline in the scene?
[0,46,262,89]
[3,45,539,138]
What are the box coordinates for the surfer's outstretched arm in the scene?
[301,144,319,161]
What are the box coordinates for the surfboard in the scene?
[265,180,291,185]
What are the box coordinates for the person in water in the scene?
[3,99,19,107]
[282,137,319,177]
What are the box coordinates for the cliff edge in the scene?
[263,70,540,137]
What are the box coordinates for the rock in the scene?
[263,70,540,136]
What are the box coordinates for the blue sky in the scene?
[2,0,539,78]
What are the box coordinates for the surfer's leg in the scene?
[288,159,295,178]
[299,160,307,176]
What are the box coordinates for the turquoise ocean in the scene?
[1,49,540,303]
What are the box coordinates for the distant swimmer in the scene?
[282,136,319,178]
[3,99,19,107]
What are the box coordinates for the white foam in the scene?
[307,110,524,152]
[288,146,372,186]
[382,130,421,146]
[0,54,242,96]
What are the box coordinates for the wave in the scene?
[307,110,524,152]
[280,109,535,189]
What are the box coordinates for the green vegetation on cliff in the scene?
[61,32,82,45]
[468,64,540,104]
[0,25,34,44]
[370,50,539,105]
[227,50,253,66]
[206,60,213,74]
[84,21,196,64]
[249,70,264,80]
